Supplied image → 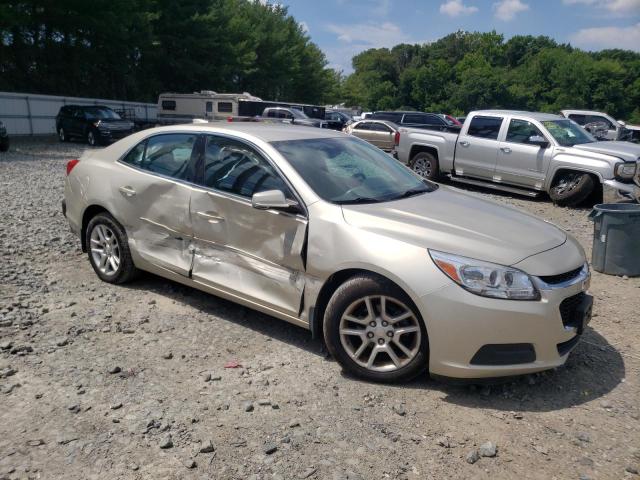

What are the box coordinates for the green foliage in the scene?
[0,0,341,103]
[344,30,640,121]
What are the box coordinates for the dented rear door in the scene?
[112,133,200,276]
[190,134,307,317]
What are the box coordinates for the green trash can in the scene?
[588,203,640,276]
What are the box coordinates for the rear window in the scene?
[403,114,443,125]
[467,116,503,140]
[161,100,176,111]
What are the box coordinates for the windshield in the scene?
[84,107,121,120]
[542,119,595,146]
[271,137,436,204]
[290,109,308,119]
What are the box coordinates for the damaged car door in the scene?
[115,133,200,276]
[190,135,307,317]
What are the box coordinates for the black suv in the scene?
[324,110,353,131]
[56,105,135,146]
[369,111,456,131]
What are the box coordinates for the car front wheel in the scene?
[549,171,595,207]
[323,274,428,383]
[86,213,138,284]
[58,127,67,142]
[87,129,98,147]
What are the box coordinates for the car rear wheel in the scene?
[86,213,138,284]
[410,152,439,180]
[323,274,428,383]
[549,171,595,207]
[87,129,98,147]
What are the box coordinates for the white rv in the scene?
[157,91,262,125]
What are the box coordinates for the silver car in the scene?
[63,124,593,382]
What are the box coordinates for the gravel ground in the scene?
[1,137,639,480]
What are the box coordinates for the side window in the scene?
[73,109,85,119]
[205,102,213,113]
[202,136,292,199]
[568,114,586,125]
[266,110,276,118]
[161,100,176,111]
[506,119,545,144]
[403,114,429,124]
[122,141,146,167]
[217,102,233,113]
[141,134,198,180]
[467,116,503,140]
[354,122,370,131]
[587,115,614,129]
[370,123,391,132]
[281,111,292,119]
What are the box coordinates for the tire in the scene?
[0,137,8,152]
[410,152,439,180]
[87,129,99,147]
[323,274,428,383]
[549,171,595,207]
[85,212,138,284]
[58,127,67,143]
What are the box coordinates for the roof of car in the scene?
[353,119,399,128]
[472,110,563,121]
[561,109,610,116]
[149,122,345,142]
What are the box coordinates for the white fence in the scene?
[0,91,157,135]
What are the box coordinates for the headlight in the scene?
[614,162,637,180]
[429,250,540,300]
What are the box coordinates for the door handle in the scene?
[118,186,136,197]
[500,147,512,154]
[459,141,470,147]
[196,211,225,223]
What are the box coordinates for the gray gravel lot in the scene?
[1,137,639,480]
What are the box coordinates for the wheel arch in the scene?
[409,144,439,164]
[81,204,113,252]
[309,268,426,343]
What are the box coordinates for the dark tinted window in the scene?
[568,114,587,125]
[354,122,371,131]
[133,134,198,180]
[371,112,401,122]
[370,123,392,132]
[467,116,503,140]
[587,115,613,129]
[202,136,291,198]
[83,107,121,120]
[122,142,146,168]
[506,119,545,144]
[161,100,176,111]
[218,102,233,113]
[402,113,444,125]
[206,102,213,113]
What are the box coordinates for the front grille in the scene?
[559,292,587,329]
[539,266,583,285]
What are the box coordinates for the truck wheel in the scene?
[549,172,595,207]
[410,152,439,180]
[323,274,428,383]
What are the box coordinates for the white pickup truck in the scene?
[396,110,640,206]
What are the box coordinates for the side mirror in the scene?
[251,190,296,210]
[528,135,549,148]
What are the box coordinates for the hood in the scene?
[341,187,567,267]
[574,141,640,162]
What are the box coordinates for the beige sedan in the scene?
[344,119,399,153]
[63,123,592,382]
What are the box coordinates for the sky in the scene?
[280,0,640,73]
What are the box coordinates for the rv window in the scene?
[161,100,176,111]
[218,102,233,113]
[206,102,213,113]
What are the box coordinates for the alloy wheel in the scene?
[554,173,581,194]
[90,224,121,277]
[339,295,421,372]
[88,131,96,146]
[58,128,65,142]
[412,158,432,178]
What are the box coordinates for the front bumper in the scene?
[420,265,591,379]
[97,129,134,143]
[603,179,640,203]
